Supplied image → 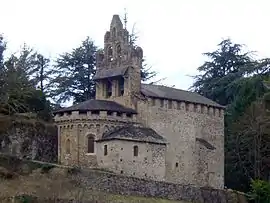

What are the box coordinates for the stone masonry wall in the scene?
[70,167,246,203]
[136,97,224,189]
[96,139,166,181]
[56,111,140,168]
[0,115,57,163]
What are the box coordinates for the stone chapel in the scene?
[54,14,225,189]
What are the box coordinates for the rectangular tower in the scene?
[93,15,143,110]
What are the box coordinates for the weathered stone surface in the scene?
[67,169,247,203]
[0,166,16,179]
[0,117,57,163]
[49,167,68,177]
[54,14,225,190]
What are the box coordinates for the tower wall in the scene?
[94,15,143,110]
[136,98,224,189]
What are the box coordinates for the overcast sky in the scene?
[1,0,270,90]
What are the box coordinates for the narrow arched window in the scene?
[104,145,108,156]
[112,27,116,38]
[118,77,124,96]
[106,80,112,98]
[116,44,121,58]
[66,139,71,154]
[133,145,138,157]
[87,135,95,153]
[107,46,113,62]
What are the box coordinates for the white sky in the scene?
[1,0,270,90]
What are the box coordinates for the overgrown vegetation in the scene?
[248,179,270,203]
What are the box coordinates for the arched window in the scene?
[104,145,108,156]
[107,46,113,62]
[87,135,95,153]
[104,125,109,133]
[133,145,138,157]
[118,77,124,96]
[112,27,116,38]
[106,80,112,98]
[116,44,121,58]
[96,124,100,133]
[66,139,71,154]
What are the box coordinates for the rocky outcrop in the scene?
[0,114,57,162]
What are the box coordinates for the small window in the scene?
[160,99,164,108]
[151,98,156,106]
[79,111,87,115]
[177,102,181,110]
[126,113,132,118]
[175,162,179,168]
[107,111,113,116]
[112,27,116,38]
[120,158,122,162]
[66,139,71,154]
[168,100,172,109]
[106,80,112,98]
[194,104,198,112]
[119,77,124,96]
[120,170,123,174]
[59,113,64,117]
[87,136,95,153]
[96,124,100,133]
[92,110,99,115]
[116,112,122,117]
[133,145,138,157]
[104,145,108,156]
[107,46,113,62]
[116,44,121,58]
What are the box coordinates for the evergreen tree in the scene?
[51,37,97,104]
[0,42,52,120]
[0,34,5,68]
[190,38,270,192]
[191,39,255,106]
[34,53,53,94]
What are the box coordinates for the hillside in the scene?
[0,155,186,203]
[0,155,247,203]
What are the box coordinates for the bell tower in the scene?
[94,14,143,109]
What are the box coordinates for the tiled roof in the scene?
[93,67,128,80]
[97,126,167,145]
[141,84,224,108]
[54,99,136,114]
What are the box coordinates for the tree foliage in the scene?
[191,38,270,192]
[51,37,97,104]
[0,40,52,121]
[0,34,6,67]
[248,179,270,203]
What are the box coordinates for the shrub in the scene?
[248,179,270,203]
[40,164,54,173]
[67,166,81,175]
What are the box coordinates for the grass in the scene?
[0,168,187,203]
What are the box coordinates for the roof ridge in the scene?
[141,83,195,94]
[140,83,224,108]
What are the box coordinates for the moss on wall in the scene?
[0,114,57,162]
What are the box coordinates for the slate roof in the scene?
[97,126,167,145]
[54,99,137,114]
[141,84,224,108]
[93,67,128,80]
[196,138,216,150]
